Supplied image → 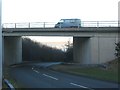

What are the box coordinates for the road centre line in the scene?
[32,67,58,80]
[32,67,39,73]
[33,70,39,73]
[32,67,34,70]
[32,66,93,89]
[43,74,58,80]
[70,83,94,90]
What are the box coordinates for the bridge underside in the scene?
[3,35,118,66]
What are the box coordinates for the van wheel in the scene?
[70,26,77,28]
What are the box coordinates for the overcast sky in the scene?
[2,0,119,23]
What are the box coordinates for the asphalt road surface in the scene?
[9,62,119,89]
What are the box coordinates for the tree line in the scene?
[23,37,120,62]
[22,38,73,62]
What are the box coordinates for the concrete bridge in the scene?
[0,20,120,90]
[2,25,119,66]
[0,0,120,89]
[0,17,120,90]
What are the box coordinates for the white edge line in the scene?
[43,74,58,80]
[70,82,88,88]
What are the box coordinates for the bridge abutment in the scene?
[4,36,22,66]
[73,37,118,64]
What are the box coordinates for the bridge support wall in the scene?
[73,37,118,64]
[4,36,22,66]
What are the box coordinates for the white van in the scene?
[55,19,81,28]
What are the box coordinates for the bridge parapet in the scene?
[2,21,119,28]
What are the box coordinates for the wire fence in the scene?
[2,21,119,28]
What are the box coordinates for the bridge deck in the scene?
[2,27,119,37]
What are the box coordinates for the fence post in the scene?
[118,21,120,27]
[97,21,99,27]
[15,23,16,28]
[28,23,30,28]
[60,23,61,28]
[43,22,45,28]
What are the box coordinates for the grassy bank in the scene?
[51,59,119,83]
[3,66,19,89]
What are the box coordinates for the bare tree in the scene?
[64,40,73,62]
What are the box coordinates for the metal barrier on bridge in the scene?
[2,21,119,28]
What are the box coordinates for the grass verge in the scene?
[2,66,20,89]
[51,59,119,83]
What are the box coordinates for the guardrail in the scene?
[2,21,119,28]
[4,79,15,90]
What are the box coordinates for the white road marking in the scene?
[43,74,58,80]
[32,67,34,70]
[33,70,39,73]
[70,82,94,90]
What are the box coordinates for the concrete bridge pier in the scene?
[4,36,22,66]
[73,37,118,64]
[73,37,91,64]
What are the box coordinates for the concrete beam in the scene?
[0,0,2,89]
[2,27,119,37]
[4,36,22,66]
